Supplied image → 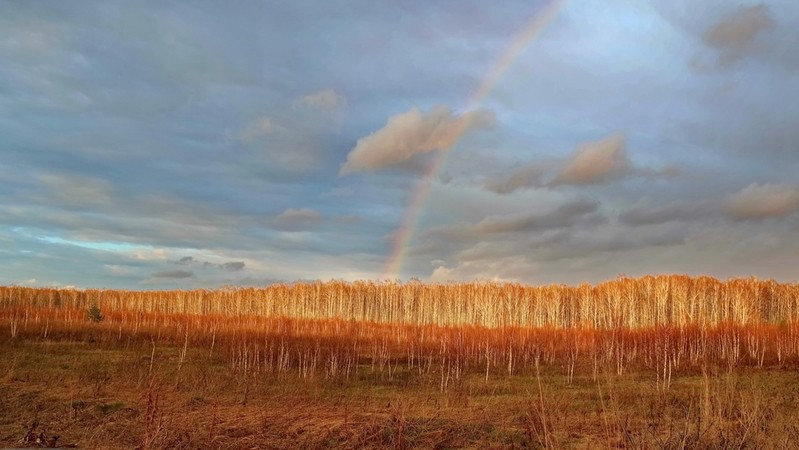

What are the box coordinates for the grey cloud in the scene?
[634,165,681,179]
[293,89,347,112]
[324,187,353,198]
[175,256,245,272]
[473,199,603,234]
[656,1,797,72]
[235,113,336,175]
[3,1,799,287]
[6,168,351,252]
[486,135,678,194]
[237,117,284,143]
[2,185,384,263]
[176,256,195,265]
[426,225,689,283]
[550,134,632,186]
[483,164,547,194]
[413,199,603,269]
[703,4,775,67]
[619,201,719,226]
[221,261,246,271]
[453,230,571,264]
[273,208,322,230]
[569,228,687,258]
[340,105,495,175]
[333,214,362,225]
[0,3,250,117]
[526,225,689,264]
[727,183,799,221]
[150,269,193,279]
[37,173,117,209]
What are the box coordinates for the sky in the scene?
[1,1,798,289]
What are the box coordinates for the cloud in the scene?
[38,173,116,209]
[428,257,535,283]
[636,164,681,179]
[532,227,688,263]
[273,208,322,229]
[550,134,631,186]
[483,164,547,194]
[150,269,193,279]
[238,117,284,142]
[412,198,605,273]
[174,256,245,271]
[472,199,602,234]
[483,138,678,195]
[727,183,799,221]
[3,1,798,287]
[293,88,347,112]
[323,187,353,198]
[236,97,345,173]
[220,261,246,271]
[702,4,775,67]
[176,256,195,265]
[429,265,455,283]
[619,201,718,226]
[339,105,495,175]
[333,214,362,225]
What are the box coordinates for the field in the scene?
[3,275,799,449]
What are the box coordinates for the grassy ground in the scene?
[3,338,799,449]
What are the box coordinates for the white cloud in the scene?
[340,105,495,175]
[429,265,454,283]
[428,257,536,283]
[727,183,799,221]
[133,248,169,261]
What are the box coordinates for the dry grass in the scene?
[2,275,799,448]
[3,340,799,449]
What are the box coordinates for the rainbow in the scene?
[382,0,566,279]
